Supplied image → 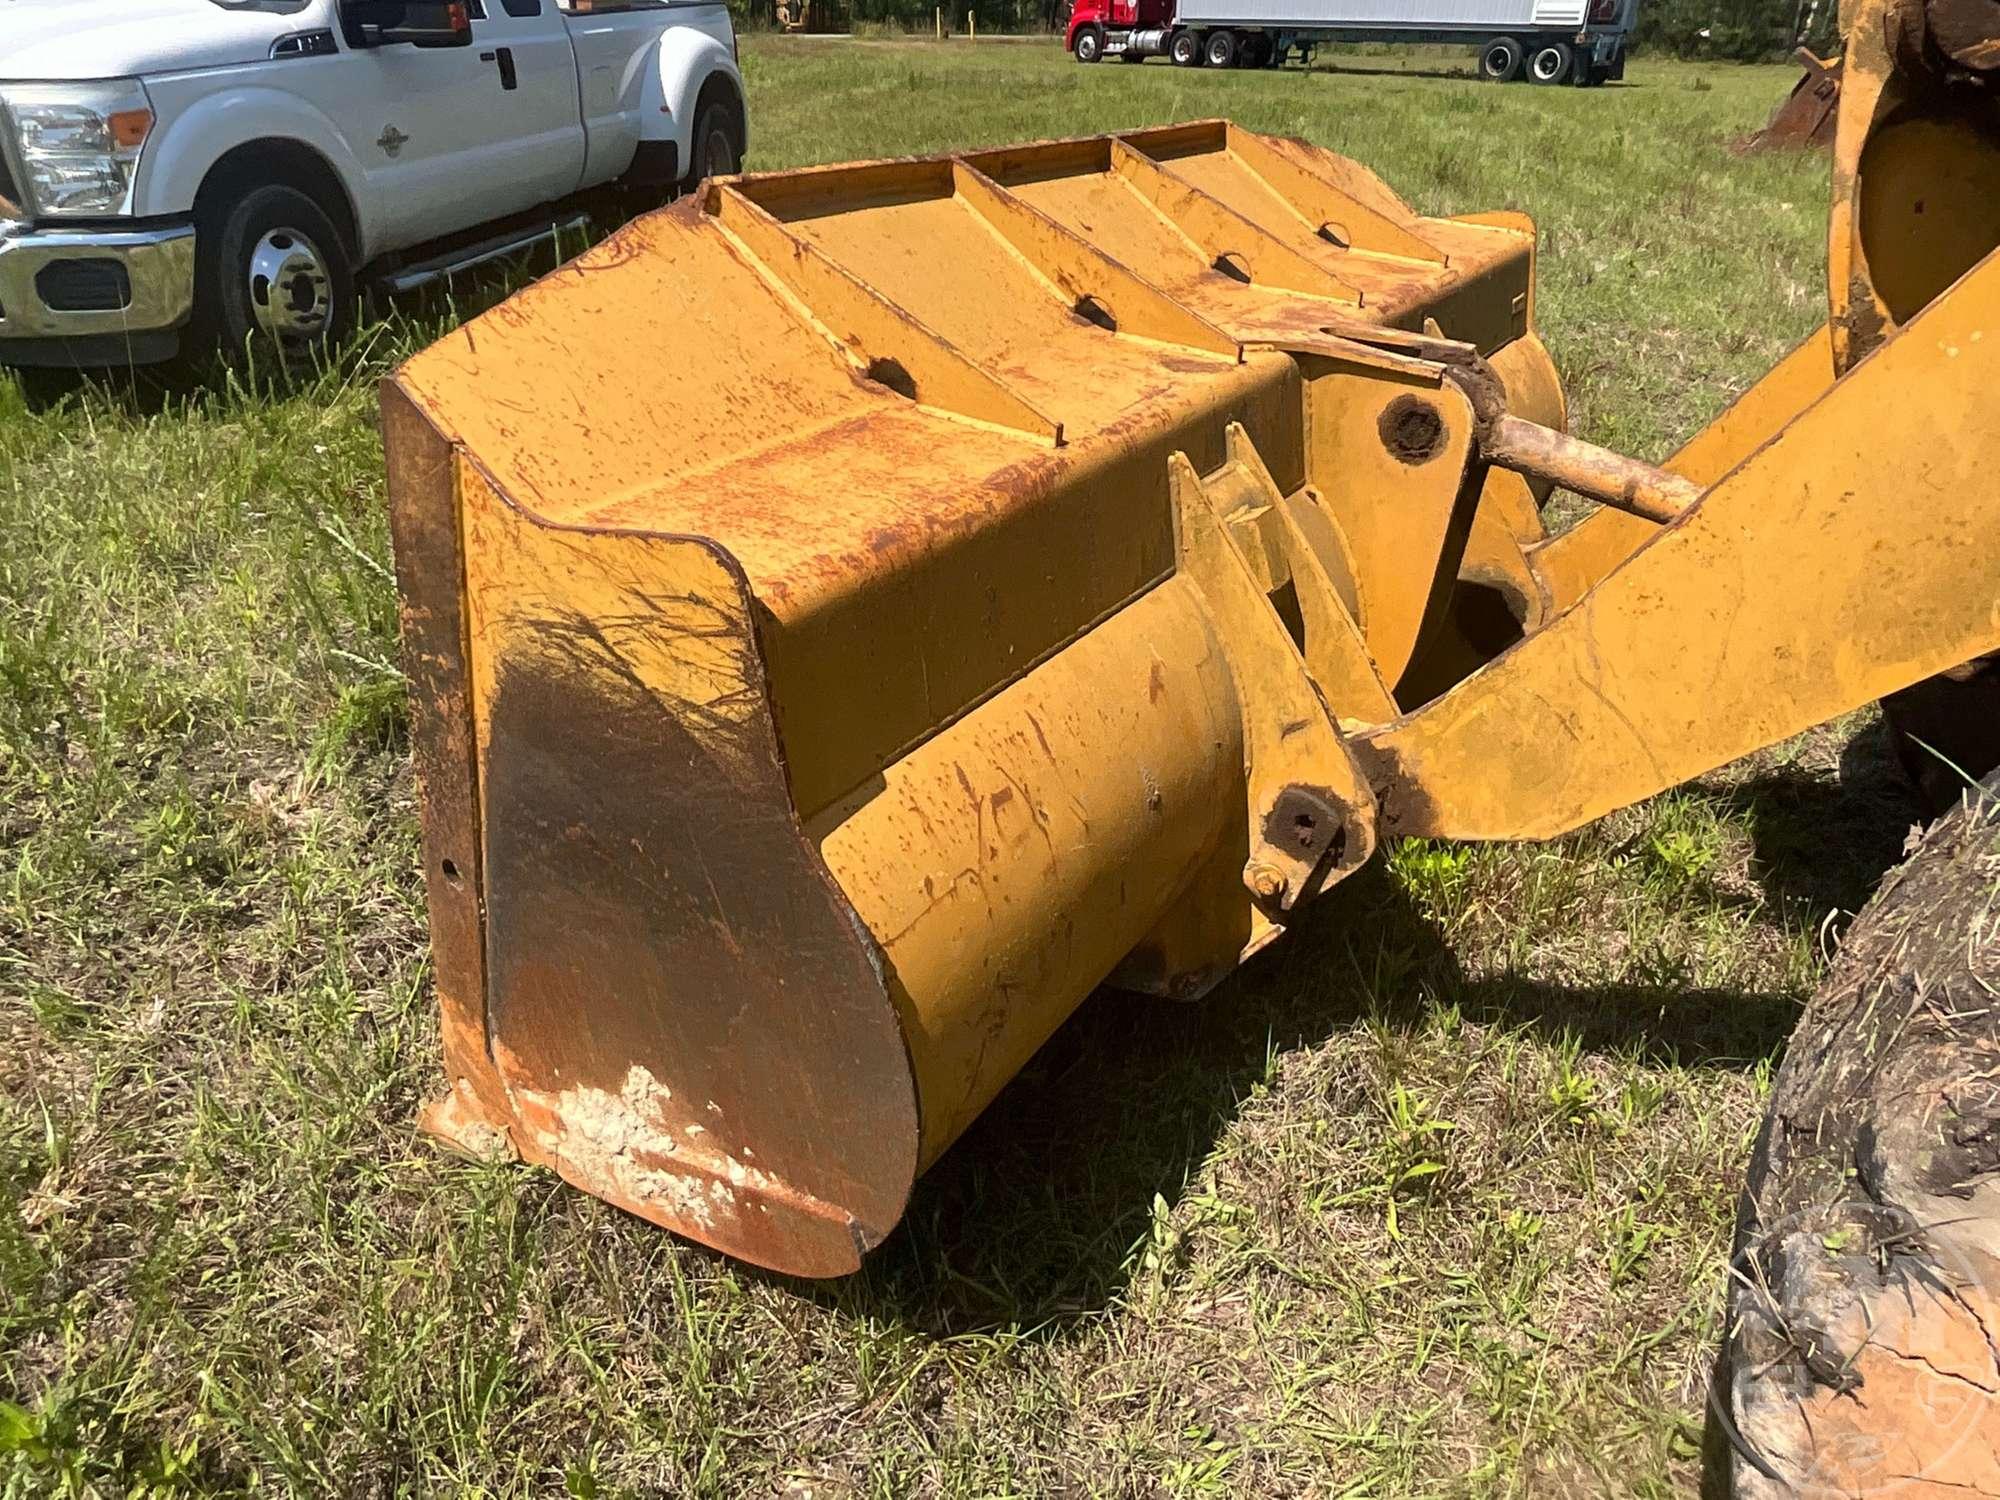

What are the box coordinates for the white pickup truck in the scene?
[0,0,748,367]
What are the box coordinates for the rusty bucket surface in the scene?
[387,121,1567,1274]
[1745,47,1845,151]
[388,52,2000,1274]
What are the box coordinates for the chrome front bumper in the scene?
[0,221,196,341]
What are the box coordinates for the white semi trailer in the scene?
[1065,0,1638,84]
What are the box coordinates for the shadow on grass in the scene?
[1305,61,1638,86]
[1742,720,1925,918]
[809,725,1922,1339]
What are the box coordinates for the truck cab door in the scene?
[326,0,586,255]
[555,0,664,187]
[464,0,588,202]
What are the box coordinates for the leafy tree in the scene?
[1634,0,1840,60]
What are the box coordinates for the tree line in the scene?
[1633,0,1840,60]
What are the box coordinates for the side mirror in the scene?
[340,0,475,49]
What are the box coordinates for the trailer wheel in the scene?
[1244,32,1273,66]
[1527,41,1573,84]
[1169,28,1203,65]
[1201,28,1237,66]
[1074,24,1105,61]
[1479,36,1524,81]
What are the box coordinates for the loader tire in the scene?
[1170,28,1202,65]
[1205,28,1238,66]
[1479,37,1523,81]
[1527,41,1573,84]
[1074,23,1105,61]
[1883,651,2000,818]
[1710,768,2000,1498]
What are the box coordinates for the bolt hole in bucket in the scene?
[1211,252,1252,283]
[1318,222,1351,248]
[1072,294,1118,331]
[865,356,918,400]
[1379,394,1447,464]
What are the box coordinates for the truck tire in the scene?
[193,181,353,369]
[1479,36,1524,81]
[685,87,745,190]
[1170,28,1202,65]
[1204,28,1238,66]
[1527,41,1573,84]
[1074,23,1105,61]
[1710,768,2000,1497]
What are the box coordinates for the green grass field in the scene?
[0,38,1907,1497]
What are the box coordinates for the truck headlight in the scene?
[0,81,155,218]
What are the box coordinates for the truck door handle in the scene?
[479,46,519,90]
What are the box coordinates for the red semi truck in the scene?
[1064,0,1636,84]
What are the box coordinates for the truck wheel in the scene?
[1074,23,1105,61]
[194,182,353,368]
[687,92,745,188]
[1204,28,1239,67]
[1479,37,1523,81]
[1170,28,1202,65]
[1527,41,1573,84]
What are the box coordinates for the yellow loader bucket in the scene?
[387,79,2000,1273]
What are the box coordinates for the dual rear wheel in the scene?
[1480,36,1599,85]
[1163,28,1274,67]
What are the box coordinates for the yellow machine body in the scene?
[387,9,2000,1276]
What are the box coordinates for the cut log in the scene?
[1714,771,2000,1497]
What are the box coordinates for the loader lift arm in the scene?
[385,0,2000,1276]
